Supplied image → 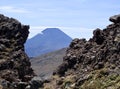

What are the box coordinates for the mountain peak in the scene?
[41,28,64,34]
[25,28,72,57]
[42,28,61,32]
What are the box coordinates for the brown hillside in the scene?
[31,48,67,79]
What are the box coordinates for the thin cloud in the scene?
[0,6,29,13]
[29,26,94,40]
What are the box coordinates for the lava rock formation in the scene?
[43,14,120,89]
[0,14,34,89]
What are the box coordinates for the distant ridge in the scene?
[30,48,67,78]
[25,28,72,57]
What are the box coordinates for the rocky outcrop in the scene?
[43,14,120,89]
[109,14,120,23]
[0,14,35,89]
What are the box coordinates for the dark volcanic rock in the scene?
[44,14,120,89]
[0,14,34,89]
[109,14,120,23]
[93,28,105,45]
[55,17,120,76]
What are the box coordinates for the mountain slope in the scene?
[25,28,72,57]
[30,48,67,79]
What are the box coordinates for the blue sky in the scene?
[0,0,120,39]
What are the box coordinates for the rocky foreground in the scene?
[43,15,120,89]
[0,14,43,89]
[0,14,120,89]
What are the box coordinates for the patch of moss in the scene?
[79,68,120,89]
[62,75,76,89]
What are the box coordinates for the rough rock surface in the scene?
[43,14,120,89]
[0,14,35,89]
